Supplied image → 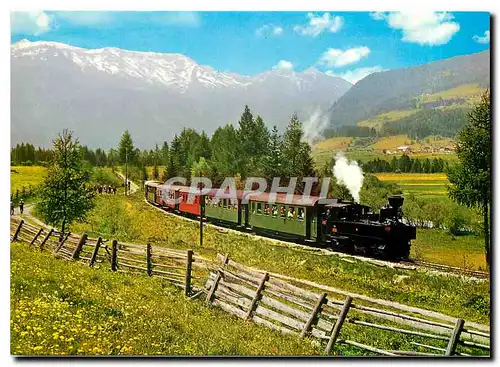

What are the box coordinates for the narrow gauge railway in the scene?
[145,181,417,260]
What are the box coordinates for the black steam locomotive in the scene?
[323,196,416,259]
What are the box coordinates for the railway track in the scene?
[144,197,489,280]
[401,259,489,279]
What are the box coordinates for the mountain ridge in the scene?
[11,39,352,149]
[327,50,490,129]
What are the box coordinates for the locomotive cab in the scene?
[323,196,415,259]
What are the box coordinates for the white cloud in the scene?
[369,12,386,21]
[372,11,460,46]
[54,11,114,26]
[256,24,283,37]
[293,12,343,37]
[273,60,293,70]
[163,11,201,27]
[326,66,383,84]
[11,11,52,35]
[318,46,370,68]
[273,26,283,36]
[473,30,490,44]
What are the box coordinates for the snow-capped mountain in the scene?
[11,40,352,148]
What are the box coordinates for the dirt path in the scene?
[115,171,139,194]
[12,204,50,229]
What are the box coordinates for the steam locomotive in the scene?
[144,181,416,259]
[323,196,416,259]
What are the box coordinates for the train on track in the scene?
[144,181,416,259]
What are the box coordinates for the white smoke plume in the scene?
[302,107,329,144]
[332,152,364,203]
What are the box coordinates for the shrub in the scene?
[445,209,469,235]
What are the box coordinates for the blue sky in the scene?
[11,11,490,83]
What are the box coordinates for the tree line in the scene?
[11,143,53,166]
[362,155,448,173]
[117,106,316,191]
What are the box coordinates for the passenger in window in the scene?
[264,204,270,215]
[288,207,295,219]
[280,206,286,218]
[272,205,278,217]
[298,208,304,221]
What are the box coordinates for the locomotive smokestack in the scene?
[388,196,404,209]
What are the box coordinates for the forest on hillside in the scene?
[324,107,469,140]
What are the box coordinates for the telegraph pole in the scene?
[199,171,204,247]
[125,149,128,195]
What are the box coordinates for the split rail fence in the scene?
[10,217,490,357]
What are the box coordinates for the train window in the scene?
[232,201,238,211]
[287,207,295,220]
[223,199,228,209]
[252,202,256,214]
[272,205,278,217]
[280,206,286,218]
[264,204,270,216]
[298,208,305,221]
[257,203,262,215]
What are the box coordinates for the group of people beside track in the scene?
[94,185,117,195]
[10,199,23,216]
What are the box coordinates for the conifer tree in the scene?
[36,130,94,237]
[448,90,491,268]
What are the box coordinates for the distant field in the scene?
[355,84,485,132]
[370,135,412,150]
[313,137,353,151]
[10,166,47,193]
[423,83,485,104]
[357,110,417,130]
[312,134,457,168]
[375,173,449,197]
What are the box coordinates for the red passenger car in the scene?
[177,187,201,216]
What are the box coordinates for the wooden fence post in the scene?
[246,272,269,320]
[325,296,352,354]
[111,240,118,271]
[89,237,102,266]
[146,243,153,276]
[30,227,44,246]
[54,232,71,253]
[11,220,24,242]
[301,292,328,339]
[72,233,88,260]
[445,318,465,356]
[39,228,54,251]
[221,253,229,266]
[206,270,222,304]
[184,249,194,296]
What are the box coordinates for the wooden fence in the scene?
[10,217,490,357]
[10,218,211,296]
[203,253,490,357]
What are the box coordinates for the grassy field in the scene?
[10,241,322,356]
[357,110,418,130]
[312,135,457,168]
[375,173,449,198]
[374,173,486,270]
[11,239,488,356]
[10,166,47,193]
[423,84,485,104]
[64,192,490,324]
[412,229,487,271]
